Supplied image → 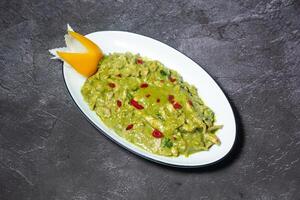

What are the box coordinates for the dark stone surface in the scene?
[0,0,299,199]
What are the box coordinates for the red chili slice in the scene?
[140,83,148,88]
[188,100,193,106]
[168,95,175,103]
[136,58,143,64]
[130,99,144,110]
[156,98,160,103]
[169,77,176,82]
[126,124,134,130]
[117,100,122,107]
[173,102,182,109]
[152,129,163,138]
[168,95,174,101]
[145,94,151,98]
[108,83,116,88]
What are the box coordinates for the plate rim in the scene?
[62,30,237,168]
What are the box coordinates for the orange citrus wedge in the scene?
[49,25,103,77]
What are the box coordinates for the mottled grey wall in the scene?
[0,0,299,200]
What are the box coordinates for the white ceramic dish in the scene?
[63,31,236,168]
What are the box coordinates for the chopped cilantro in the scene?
[162,138,173,148]
[126,92,133,100]
[160,70,168,76]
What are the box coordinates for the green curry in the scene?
[81,53,221,157]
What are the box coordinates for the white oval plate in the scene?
[63,31,236,168]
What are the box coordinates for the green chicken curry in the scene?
[81,53,221,157]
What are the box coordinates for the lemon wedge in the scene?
[49,25,103,77]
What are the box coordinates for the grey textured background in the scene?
[1,0,300,199]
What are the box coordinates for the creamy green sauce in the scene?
[81,53,221,157]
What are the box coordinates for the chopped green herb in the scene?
[156,113,164,120]
[160,70,168,76]
[126,92,133,100]
[162,138,173,148]
[132,87,139,91]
